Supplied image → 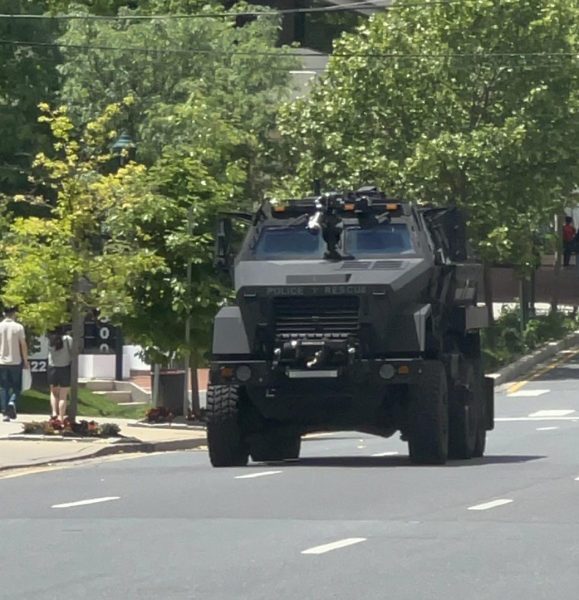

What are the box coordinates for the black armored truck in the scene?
[207,186,494,466]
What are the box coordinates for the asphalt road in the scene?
[2,352,579,600]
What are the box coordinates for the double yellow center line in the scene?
[506,348,579,395]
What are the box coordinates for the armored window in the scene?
[344,224,414,256]
[253,227,324,259]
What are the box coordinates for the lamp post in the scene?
[110,132,136,381]
[111,132,136,167]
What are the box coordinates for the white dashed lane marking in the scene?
[467,499,513,511]
[301,538,367,555]
[497,417,578,422]
[52,496,120,509]
[372,451,399,457]
[536,426,559,431]
[235,471,282,480]
[529,410,575,417]
[508,389,550,397]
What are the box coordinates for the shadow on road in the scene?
[533,364,579,382]
[262,454,546,468]
[448,454,546,467]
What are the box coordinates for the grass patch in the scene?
[19,387,148,420]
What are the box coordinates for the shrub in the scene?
[482,308,578,371]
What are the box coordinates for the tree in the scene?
[1,101,165,418]
[106,120,246,363]
[56,3,297,197]
[0,1,61,195]
[107,141,243,415]
[1,98,253,418]
[1,3,298,415]
[278,0,579,274]
[49,3,298,413]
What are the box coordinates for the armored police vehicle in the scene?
[208,186,494,466]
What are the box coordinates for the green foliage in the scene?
[104,145,243,361]
[1,100,255,362]
[0,102,167,334]
[278,0,579,272]
[0,1,60,194]
[2,217,76,330]
[482,308,577,370]
[1,0,299,366]
[44,4,297,360]
[98,422,121,436]
[57,2,297,192]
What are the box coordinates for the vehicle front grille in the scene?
[273,296,360,340]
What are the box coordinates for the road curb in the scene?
[0,436,207,473]
[490,329,579,390]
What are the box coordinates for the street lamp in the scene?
[110,131,136,381]
[111,131,136,168]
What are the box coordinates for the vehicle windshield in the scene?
[252,222,413,259]
[253,227,324,259]
[344,223,413,256]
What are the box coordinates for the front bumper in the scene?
[210,358,425,388]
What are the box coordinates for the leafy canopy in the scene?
[1,101,165,333]
[57,2,297,174]
[278,0,579,271]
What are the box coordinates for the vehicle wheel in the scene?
[206,385,249,467]
[408,360,449,465]
[448,363,478,460]
[250,431,301,462]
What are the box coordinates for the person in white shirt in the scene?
[0,307,29,422]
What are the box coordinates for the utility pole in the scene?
[69,279,83,421]
[110,132,136,384]
[183,205,193,418]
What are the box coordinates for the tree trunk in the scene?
[69,293,83,421]
[551,214,562,313]
[152,363,160,407]
[189,354,201,420]
[529,269,536,317]
[519,277,530,333]
[483,263,495,327]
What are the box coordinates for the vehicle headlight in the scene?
[235,365,252,382]
[379,364,395,380]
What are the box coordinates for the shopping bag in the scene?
[21,367,32,392]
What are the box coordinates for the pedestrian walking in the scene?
[562,216,576,267]
[47,328,73,423]
[0,306,29,422]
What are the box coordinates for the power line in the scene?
[0,39,576,60]
[0,38,296,57]
[0,1,467,21]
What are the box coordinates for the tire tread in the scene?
[207,385,249,467]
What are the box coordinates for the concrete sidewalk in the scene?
[0,413,207,471]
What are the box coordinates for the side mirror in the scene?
[446,207,467,261]
[423,206,468,263]
[214,217,233,271]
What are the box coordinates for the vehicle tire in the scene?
[460,334,487,457]
[448,363,478,460]
[206,385,249,467]
[408,360,449,465]
[250,431,301,462]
